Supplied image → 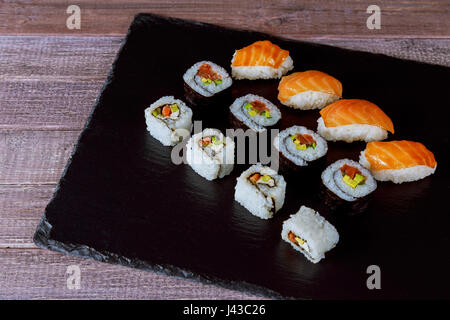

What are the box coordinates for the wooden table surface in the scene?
[0,1,449,299]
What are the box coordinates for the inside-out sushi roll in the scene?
[231,40,294,80]
[274,126,328,173]
[183,61,232,107]
[234,164,286,219]
[317,99,394,143]
[321,159,377,214]
[186,128,235,180]
[229,94,281,132]
[359,140,437,184]
[278,70,342,110]
[281,206,339,263]
[144,96,193,146]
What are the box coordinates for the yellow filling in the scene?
[343,174,365,188]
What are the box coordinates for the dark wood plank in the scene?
[0,0,449,37]
[0,248,262,299]
[0,130,79,185]
[0,185,53,248]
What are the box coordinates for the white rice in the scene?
[144,96,193,146]
[317,117,388,143]
[280,90,340,110]
[279,90,340,110]
[186,128,235,180]
[234,164,286,219]
[183,61,232,97]
[229,94,281,132]
[321,159,377,201]
[231,55,293,80]
[359,151,437,184]
[281,206,339,263]
[274,126,327,166]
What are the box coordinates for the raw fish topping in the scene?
[278,70,342,102]
[320,99,394,133]
[232,40,289,68]
[364,140,437,170]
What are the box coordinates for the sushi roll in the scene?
[229,94,281,132]
[186,128,235,181]
[277,70,342,110]
[321,159,377,214]
[144,96,193,146]
[274,126,328,174]
[359,140,437,184]
[231,40,293,80]
[234,164,286,219]
[183,61,232,107]
[317,99,394,143]
[281,206,339,264]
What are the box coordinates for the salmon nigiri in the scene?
[359,140,437,183]
[231,40,293,80]
[277,70,342,110]
[317,99,394,143]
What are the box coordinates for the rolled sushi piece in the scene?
[317,99,394,143]
[229,94,281,132]
[231,40,294,80]
[274,126,328,173]
[234,164,286,219]
[278,70,342,110]
[359,140,437,184]
[281,206,339,264]
[321,159,377,214]
[144,96,193,146]
[183,61,232,107]
[186,128,235,180]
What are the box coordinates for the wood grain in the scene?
[0,249,262,299]
[0,130,78,185]
[0,0,449,38]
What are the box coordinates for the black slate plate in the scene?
[34,13,450,299]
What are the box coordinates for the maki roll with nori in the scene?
[281,206,339,263]
[144,96,193,146]
[234,164,286,219]
[229,94,281,132]
[321,159,377,214]
[183,61,232,107]
[186,128,235,181]
[274,126,327,174]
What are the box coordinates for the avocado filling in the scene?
[288,231,311,255]
[248,173,275,187]
[290,133,316,150]
[199,135,224,157]
[196,64,222,86]
[340,164,366,188]
[244,100,271,119]
[152,103,180,120]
